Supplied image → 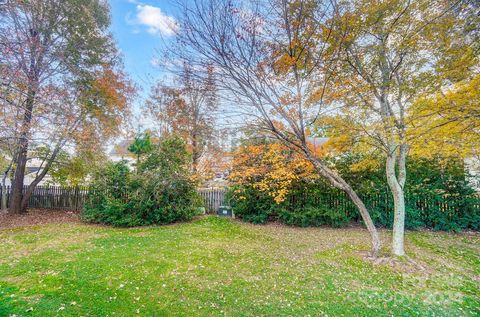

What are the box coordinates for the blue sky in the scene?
[108,0,179,113]
[106,0,238,139]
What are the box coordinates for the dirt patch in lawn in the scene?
[0,209,81,229]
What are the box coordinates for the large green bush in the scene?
[83,136,202,227]
[227,185,276,224]
[335,155,480,231]
[229,155,480,231]
[227,184,352,227]
[278,205,351,228]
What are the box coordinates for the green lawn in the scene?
[0,216,478,316]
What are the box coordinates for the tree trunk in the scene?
[343,180,381,256]
[19,142,64,211]
[308,155,381,256]
[10,144,29,213]
[191,131,199,174]
[9,89,36,214]
[1,160,14,212]
[386,144,407,256]
[20,177,40,212]
[1,172,8,212]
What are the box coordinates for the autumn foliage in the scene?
[229,142,317,204]
[410,74,480,159]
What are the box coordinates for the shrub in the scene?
[228,154,480,231]
[278,205,351,228]
[228,185,352,227]
[333,154,480,231]
[227,185,274,224]
[83,136,202,227]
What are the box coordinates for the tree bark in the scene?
[308,154,381,256]
[343,180,381,256]
[19,142,64,211]
[10,147,28,213]
[191,132,199,174]
[1,161,13,212]
[386,144,407,256]
[9,91,35,214]
[1,172,8,212]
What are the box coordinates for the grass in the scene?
[0,216,479,316]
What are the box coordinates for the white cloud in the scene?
[135,4,177,36]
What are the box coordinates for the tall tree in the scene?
[146,64,217,175]
[0,0,133,213]
[331,0,477,255]
[172,0,381,255]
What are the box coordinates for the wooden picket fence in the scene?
[0,186,227,213]
[0,186,91,211]
[1,185,477,218]
[286,186,480,225]
[198,188,227,213]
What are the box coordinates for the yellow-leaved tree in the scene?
[410,74,480,160]
[230,142,318,204]
[329,0,478,256]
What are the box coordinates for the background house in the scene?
[2,157,55,186]
[465,157,480,191]
[109,139,136,167]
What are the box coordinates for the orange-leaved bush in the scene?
[229,142,318,204]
